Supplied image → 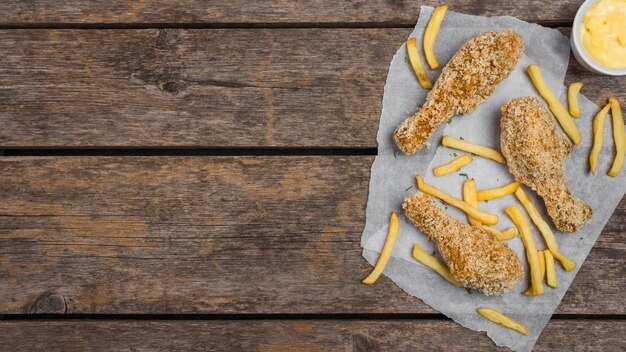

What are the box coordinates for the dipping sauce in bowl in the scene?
[580,0,626,69]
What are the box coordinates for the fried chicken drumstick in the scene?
[394,30,523,155]
[501,97,592,232]
[404,193,523,295]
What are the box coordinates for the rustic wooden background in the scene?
[0,1,623,351]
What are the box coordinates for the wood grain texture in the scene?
[0,156,623,314]
[0,27,622,148]
[0,28,399,148]
[0,320,624,351]
[0,1,584,26]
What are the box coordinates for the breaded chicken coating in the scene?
[404,193,523,295]
[394,30,523,155]
[501,97,592,232]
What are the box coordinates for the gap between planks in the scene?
[0,21,573,30]
[0,148,378,157]
[2,313,625,321]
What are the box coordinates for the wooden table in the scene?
[0,1,623,350]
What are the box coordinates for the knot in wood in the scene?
[156,29,182,50]
[351,333,380,352]
[159,80,187,94]
[28,292,67,314]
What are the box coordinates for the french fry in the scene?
[515,187,576,271]
[523,250,545,295]
[441,136,506,163]
[412,243,461,286]
[416,175,499,225]
[527,64,582,145]
[423,5,448,70]
[362,212,399,284]
[482,226,516,240]
[463,179,482,226]
[538,250,546,283]
[589,103,612,175]
[505,205,544,296]
[544,250,557,288]
[568,82,583,118]
[500,227,516,239]
[476,182,520,201]
[608,98,625,177]
[406,38,433,89]
[434,155,474,176]
[477,308,530,336]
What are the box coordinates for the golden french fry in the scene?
[608,98,625,177]
[505,205,544,296]
[477,308,530,336]
[424,5,448,70]
[568,82,583,118]
[523,250,546,296]
[406,38,433,89]
[527,64,582,145]
[589,103,612,175]
[416,175,499,225]
[412,243,461,286]
[362,212,399,284]
[544,250,557,288]
[434,155,474,176]
[482,226,516,240]
[463,179,482,226]
[441,136,506,163]
[515,187,576,271]
[538,250,546,282]
[500,227,517,239]
[476,182,520,201]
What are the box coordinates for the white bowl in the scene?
[571,0,626,76]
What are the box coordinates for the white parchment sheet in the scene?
[360,6,626,352]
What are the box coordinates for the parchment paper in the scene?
[361,7,626,352]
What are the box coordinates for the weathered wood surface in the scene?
[0,1,585,26]
[0,28,397,148]
[0,156,622,314]
[0,28,621,148]
[1,320,624,351]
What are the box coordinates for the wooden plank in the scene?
[0,28,622,148]
[0,1,584,26]
[0,156,623,314]
[0,320,624,351]
[0,28,399,148]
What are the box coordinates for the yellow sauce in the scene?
[580,0,626,68]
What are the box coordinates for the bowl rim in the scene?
[572,0,626,76]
